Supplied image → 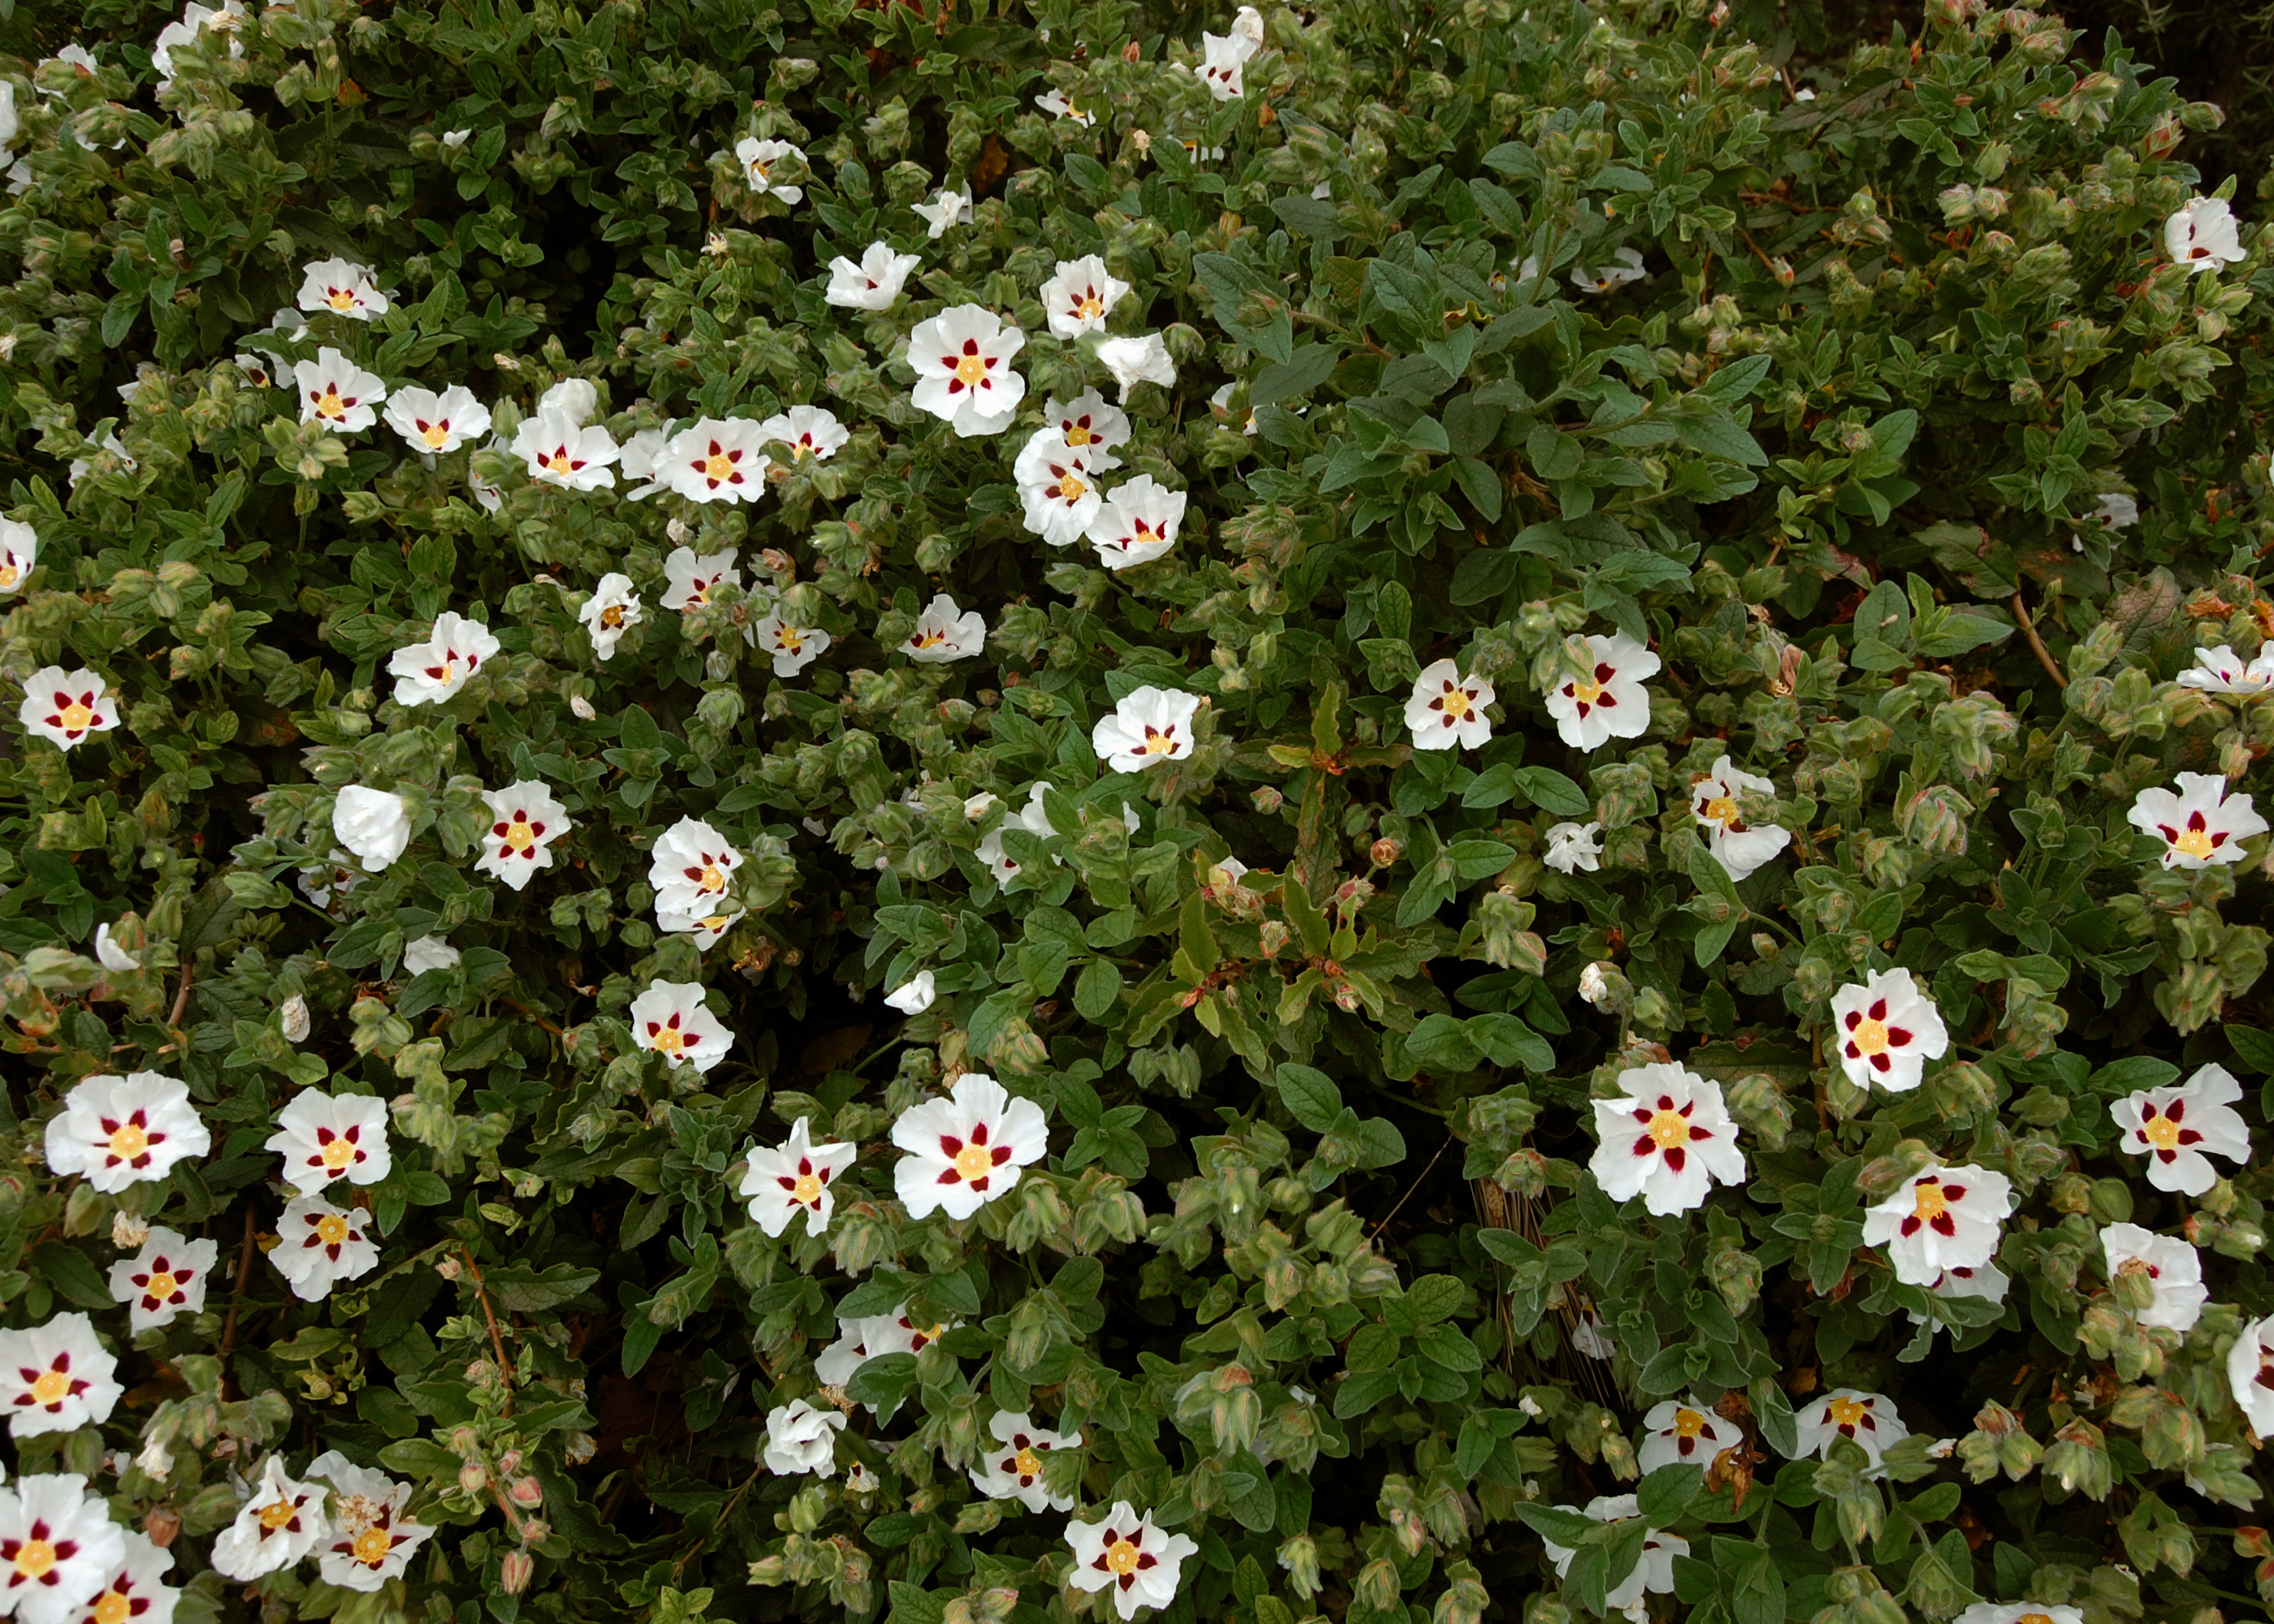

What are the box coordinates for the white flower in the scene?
[280,995,310,1044]
[2165,196,2247,274]
[1862,1164,2013,1286]
[908,305,1027,436]
[1545,632,1659,749]
[210,1458,329,1580]
[0,1315,122,1440]
[738,1117,858,1238]
[1196,31,1248,99]
[1404,659,1494,751]
[1827,968,1949,1094]
[1230,5,1265,47]
[65,434,137,492]
[618,425,674,499]
[1571,1312,1615,1358]
[2099,1223,2207,1333]
[18,668,121,751]
[2111,1062,2253,1196]
[2127,772,2268,869]
[1589,1061,1746,1216]
[306,1454,430,1592]
[1793,1390,1909,1469]
[1690,756,1792,880]
[477,780,573,891]
[387,610,499,707]
[332,785,413,872]
[762,404,850,464]
[71,1530,176,1624]
[132,1440,175,1482]
[662,418,771,503]
[513,408,618,491]
[1037,390,1129,469]
[152,1,244,85]
[2229,1314,2274,1436]
[649,817,742,920]
[1037,89,1096,125]
[1903,1260,2010,1332]
[0,1473,126,1624]
[403,936,460,975]
[93,924,140,973]
[1953,1607,2084,1624]
[969,1412,1079,1512]
[538,378,599,425]
[826,242,923,310]
[762,1400,845,1476]
[106,1228,219,1332]
[1094,333,1176,402]
[2093,491,2139,529]
[815,1312,899,1389]
[1572,246,1648,292]
[1541,1497,1684,1612]
[1087,475,1187,568]
[1093,686,1204,772]
[41,1072,209,1194]
[914,188,973,238]
[296,257,387,321]
[897,594,985,663]
[754,614,831,677]
[1014,437,1105,546]
[1066,1503,1198,1620]
[736,137,807,203]
[264,1087,389,1196]
[1543,822,1603,875]
[629,980,733,1073]
[0,81,14,152]
[1637,1397,1736,1474]
[0,519,37,596]
[661,545,741,612]
[659,901,746,951]
[580,572,644,660]
[441,128,471,148]
[892,1072,1048,1220]
[294,348,386,433]
[382,385,491,456]
[884,971,937,1014]
[271,1193,379,1301]
[2174,645,2274,693]
[1040,255,1131,338]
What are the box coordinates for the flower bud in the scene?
[280,995,311,1043]
[142,1505,181,1548]
[509,1475,544,1507]
[497,1450,523,1475]
[460,1462,489,1493]
[1368,836,1403,868]
[500,1550,534,1595]
[1277,1533,1321,1599]
[1252,785,1285,814]
[569,693,597,720]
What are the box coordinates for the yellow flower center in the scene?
[1014,1448,1042,1477]
[546,451,574,474]
[953,353,990,386]
[1701,794,1737,827]
[1827,1396,1868,1427]
[911,630,948,648]
[1106,1538,1141,1576]
[260,1499,300,1532]
[143,1269,178,1298]
[2141,1114,2183,1150]
[698,864,725,893]
[703,451,735,479]
[791,1172,824,1204]
[11,1540,57,1581]
[1673,1408,1708,1438]
[0,564,18,588]
[314,1213,351,1246]
[108,1121,150,1159]
[1438,688,1472,720]
[421,421,452,449]
[1912,1182,1950,1224]
[1645,1108,1690,1149]
[1142,730,1178,756]
[1058,472,1087,501]
[1570,677,1605,704]
[28,1368,71,1406]
[1066,425,1093,446]
[58,700,95,732]
[652,1026,684,1056]
[317,387,346,419]
[2173,825,2216,859]
[94,1591,132,1624]
[352,1528,393,1566]
[776,627,806,654]
[600,604,624,628]
[1848,1017,1890,1056]
[953,1143,994,1181]
[2018,1614,2056,1624]
[327,287,357,312]
[503,818,537,853]
[321,1136,359,1170]
[1076,292,1105,318]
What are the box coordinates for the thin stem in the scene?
[1369,1134,1455,1240]
[458,1247,518,1415]
[2012,588,2066,689]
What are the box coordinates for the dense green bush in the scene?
[5,0,2274,1622]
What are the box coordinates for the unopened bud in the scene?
[508,1475,544,1508]
[500,1550,534,1594]
[435,1255,463,1280]
[569,693,597,720]
[497,1449,523,1475]
[142,1505,181,1548]
[280,995,311,1043]
[459,1462,489,1492]
[1251,784,1285,814]
[1368,836,1403,867]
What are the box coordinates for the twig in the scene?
[673,1465,763,1579]
[166,963,193,1029]
[1369,1134,1455,1240]
[458,1247,518,1412]
[216,1203,258,1395]
[499,996,564,1037]
[2012,588,2066,689]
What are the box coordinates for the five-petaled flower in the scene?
[0,517,35,597]
[762,404,850,464]
[2099,1222,2207,1332]
[971,1411,1079,1511]
[1572,246,1648,292]
[0,1471,126,1624]
[0,1315,122,1440]
[1691,755,1792,880]
[1195,29,1250,99]
[387,611,499,708]
[295,348,386,433]
[382,384,491,457]
[754,613,832,677]
[892,1072,1048,1220]
[736,137,807,203]
[739,1116,858,1238]
[1066,1502,1199,1621]
[2173,644,2274,693]
[2228,1314,2274,1436]
[913,188,973,238]
[902,594,987,663]
[884,970,936,1014]
[1036,391,1129,469]
[1040,255,1131,338]
[1862,1164,2012,1285]
[580,572,643,660]
[649,816,744,922]
[43,1071,210,1194]
[307,1453,431,1593]
[662,545,741,613]
[2111,1062,2252,1195]
[1095,333,1177,402]
[514,407,619,491]
[332,785,413,872]
[761,1400,845,1476]
[1544,821,1603,874]
[1036,89,1096,125]
[266,1089,392,1197]
[826,242,923,310]
[477,780,573,890]
[19,667,119,751]
[1828,968,1949,1094]
[272,1194,379,1301]
[1637,1397,1736,1474]
[1404,659,1495,751]
[1087,475,1187,568]
[1794,1389,1909,1470]
[1588,1061,1746,1216]
[1092,686,1204,772]
[68,1529,175,1624]
[296,257,388,321]
[2127,772,2268,869]
[1015,435,1105,546]
[908,305,1027,436]
[210,1458,330,1581]
[665,418,772,504]
[1544,631,1659,750]
[2165,196,2248,274]
[629,980,733,1073]
[106,1226,219,1332]
[1541,1497,1684,1612]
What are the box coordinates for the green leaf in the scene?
[1637,1462,1706,1526]
[481,1264,602,1314]
[1072,957,1124,1020]
[1274,1063,1344,1132]
[1253,343,1342,406]
[1510,767,1591,818]
[32,1243,115,1311]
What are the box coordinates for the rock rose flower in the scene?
[2099,1222,2207,1332]
[1195,29,1249,99]
[307,1453,430,1593]
[762,404,850,464]
[1544,632,1659,750]
[295,348,385,433]
[1095,333,1176,402]
[404,936,460,975]
[884,971,936,1014]
[2174,645,2274,693]
[1572,246,1648,292]
[580,572,643,660]
[891,1072,1048,1220]
[477,780,572,890]
[19,668,119,751]
[761,1400,845,1476]
[913,188,973,238]
[971,1412,1079,1512]
[1066,1503,1199,1621]
[1040,254,1131,338]
[0,1472,125,1624]
[106,1227,219,1332]
[735,137,806,202]
[2127,772,2268,869]
[296,257,387,321]
[664,419,771,503]
[738,1116,858,1238]
[2228,1314,2274,1436]
[0,1315,122,1440]
[1543,821,1603,874]
[754,614,831,677]
[387,611,499,708]
[266,1089,392,1196]
[661,546,741,613]
[1691,756,1792,880]
[908,305,1027,436]
[69,1529,175,1624]
[1541,1496,1684,1612]
[1828,967,1949,1093]
[1953,1608,2083,1624]
[382,384,490,456]
[1862,1164,2013,1286]
[1588,1061,1746,1216]
[1637,1396,1736,1474]
[1036,390,1129,469]
[1015,437,1105,545]
[650,817,743,919]
[901,594,986,663]
[272,1194,379,1301]
[333,785,413,872]
[1405,659,1495,751]
[2166,196,2247,274]
[1794,1389,1909,1469]
[42,1072,210,1194]
[514,407,619,491]
[629,981,733,1073]
[1036,89,1095,125]
[0,517,34,596]
[1092,686,1203,771]
[2111,1062,2252,1195]
[1087,475,1187,568]
[210,1458,329,1580]
[826,242,922,310]
[93,924,140,972]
